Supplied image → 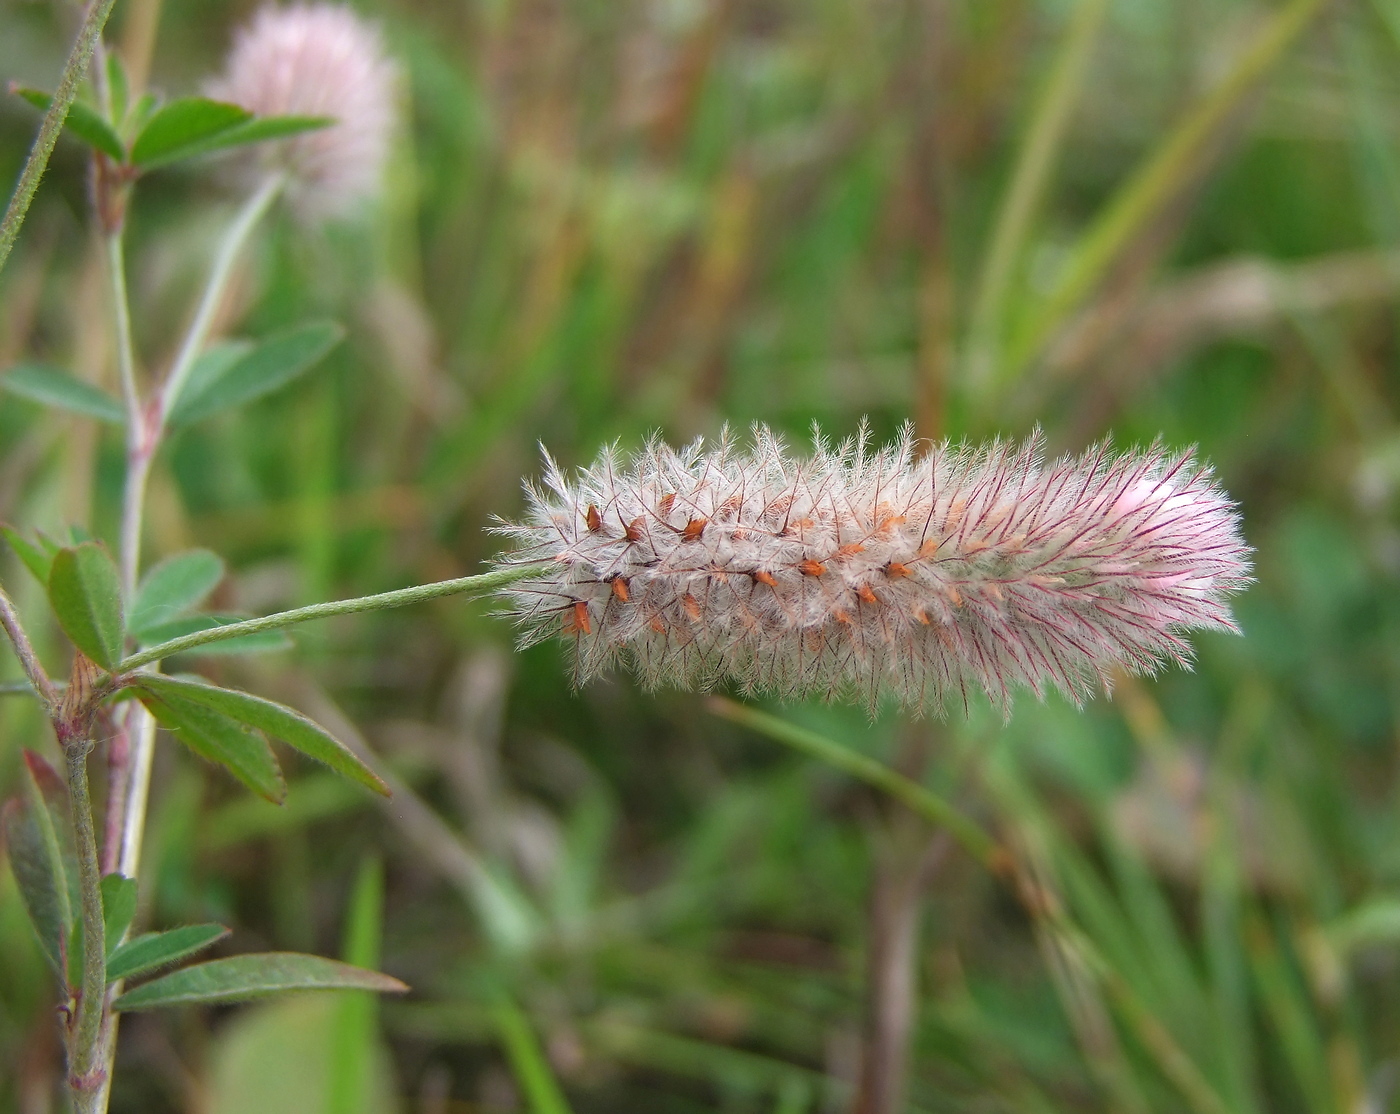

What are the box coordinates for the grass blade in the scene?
[494,991,575,1114]
[964,0,1111,393]
[1003,0,1328,381]
[328,857,385,1114]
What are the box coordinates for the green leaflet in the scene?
[137,675,388,797]
[100,873,137,958]
[1,756,72,981]
[129,97,252,167]
[129,550,226,637]
[47,544,125,670]
[2,364,125,423]
[136,687,286,803]
[168,322,343,427]
[10,86,124,162]
[106,924,230,983]
[114,952,407,1011]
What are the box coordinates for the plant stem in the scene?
[98,172,286,1102]
[104,231,146,597]
[101,215,148,883]
[118,564,543,671]
[114,712,155,876]
[117,448,153,602]
[65,738,108,1112]
[105,235,139,421]
[112,171,282,878]
[0,587,59,711]
[99,171,287,1105]
[157,172,283,428]
[0,0,121,280]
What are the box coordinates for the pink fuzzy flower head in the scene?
[208,4,397,221]
[494,426,1251,716]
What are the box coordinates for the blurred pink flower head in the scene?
[494,426,1252,716]
[209,3,397,221]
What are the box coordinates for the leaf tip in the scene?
[21,750,64,798]
[356,766,392,798]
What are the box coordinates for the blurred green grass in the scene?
[5,0,1400,1111]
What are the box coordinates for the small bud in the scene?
[493,426,1252,716]
[208,4,398,222]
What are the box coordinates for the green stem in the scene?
[117,450,153,615]
[114,169,282,884]
[98,209,148,1114]
[65,739,107,1113]
[157,172,283,429]
[118,564,542,672]
[104,230,147,597]
[705,696,1003,870]
[0,0,121,279]
[105,233,140,423]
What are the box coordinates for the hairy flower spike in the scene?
[208,4,397,221]
[494,427,1251,715]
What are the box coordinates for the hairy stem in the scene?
[65,739,107,1112]
[119,564,542,671]
[0,587,59,711]
[157,172,283,428]
[0,0,121,279]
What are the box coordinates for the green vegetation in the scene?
[3,0,1399,1111]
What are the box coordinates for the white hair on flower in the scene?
[493,425,1252,716]
[208,3,398,221]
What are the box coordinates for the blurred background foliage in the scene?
[3,0,1400,1111]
